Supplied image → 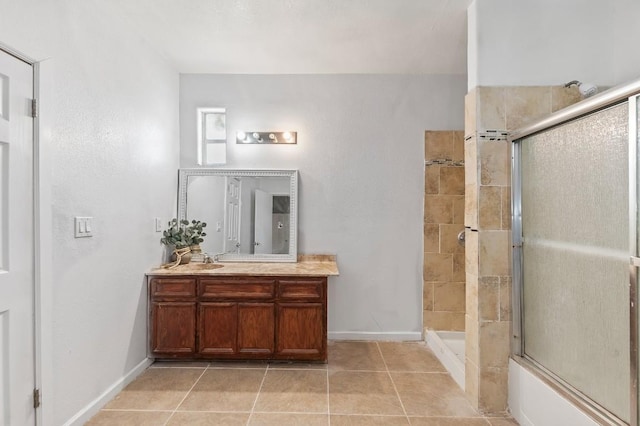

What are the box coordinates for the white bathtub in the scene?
[425,330,465,390]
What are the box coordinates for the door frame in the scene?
[253,189,273,255]
[0,42,52,426]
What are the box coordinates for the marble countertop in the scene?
[147,254,339,277]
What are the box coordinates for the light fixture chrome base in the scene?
[236,131,297,144]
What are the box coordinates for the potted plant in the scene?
[184,220,207,257]
[160,218,207,264]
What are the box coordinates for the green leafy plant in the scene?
[160,218,207,248]
[185,219,207,245]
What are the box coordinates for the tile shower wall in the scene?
[464,86,581,413]
[424,131,466,331]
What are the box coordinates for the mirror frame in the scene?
[177,168,298,262]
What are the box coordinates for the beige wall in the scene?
[423,130,466,331]
[464,85,581,413]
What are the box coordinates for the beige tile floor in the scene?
[87,341,519,425]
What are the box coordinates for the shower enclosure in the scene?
[511,80,640,425]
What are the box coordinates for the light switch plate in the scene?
[154,218,163,232]
[74,217,93,238]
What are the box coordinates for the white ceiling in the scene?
[102,0,471,74]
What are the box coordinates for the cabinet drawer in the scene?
[278,279,325,300]
[199,279,276,300]
[150,278,196,299]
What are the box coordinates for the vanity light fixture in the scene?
[235,131,297,144]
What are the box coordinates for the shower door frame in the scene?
[510,78,640,426]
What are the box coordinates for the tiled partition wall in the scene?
[464,86,581,413]
[423,131,465,332]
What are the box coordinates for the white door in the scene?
[224,177,241,253]
[254,190,272,254]
[0,50,36,425]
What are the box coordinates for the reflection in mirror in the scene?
[178,169,298,262]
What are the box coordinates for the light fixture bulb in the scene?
[237,131,246,140]
[283,132,292,141]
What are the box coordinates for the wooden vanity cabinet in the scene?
[148,275,327,362]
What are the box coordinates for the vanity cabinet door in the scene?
[151,301,196,357]
[198,302,237,356]
[238,303,275,356]
[276,302,325,360]
[199,302,275,358]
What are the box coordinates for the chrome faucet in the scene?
[202,253,224,263]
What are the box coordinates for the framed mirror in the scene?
[178,169,298,262]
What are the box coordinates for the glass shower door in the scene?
[519,102,630,423]
[634,94,640,426]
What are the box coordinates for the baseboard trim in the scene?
[63,357,153,426]
[328,331,422,341]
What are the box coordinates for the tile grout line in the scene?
[375,342,410,423]
[101,409,175,412]
[331,414,419,418]
[162,362,210,426]
[252,410,330,415]
[246,363,270,426]
[326,364,331,426]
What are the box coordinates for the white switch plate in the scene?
[74,217,93,238]
[154,218,163,232]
